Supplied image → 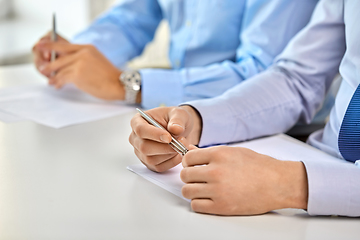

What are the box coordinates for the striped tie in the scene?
[338,84,360,163]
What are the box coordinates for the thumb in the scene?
[167,108,190,136]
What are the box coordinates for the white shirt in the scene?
[188,0,360,217]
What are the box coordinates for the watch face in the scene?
[132,84,140,91]
[121,71,141,103]
[128,72,141,91]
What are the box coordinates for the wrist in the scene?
[278,161,309,210]
[114,69,125,100]
[103,69,125,100]
[136,91,142,104]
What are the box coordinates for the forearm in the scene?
[186,69,308,147]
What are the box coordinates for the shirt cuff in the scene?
[302,158,360,217]
[139,69,184,109]
[184,98,239,147]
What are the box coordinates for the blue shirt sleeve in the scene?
[140,0,318,109]
[72,0,163,68]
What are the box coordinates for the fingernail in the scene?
[39,62,49,71]
[172,123,184,129]
[160,134,170,143]
[39,64,47,72]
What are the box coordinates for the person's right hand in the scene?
[129,106,202,172]
[32,32,69,77]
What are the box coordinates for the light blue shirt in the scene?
[188,0,360,217]
[72,0,317,109]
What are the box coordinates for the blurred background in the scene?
[0,0,170,68]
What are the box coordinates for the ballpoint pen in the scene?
[51,13,57,63]
[136,108,188,156]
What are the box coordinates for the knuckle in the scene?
[207,167,220,180]
[128,132,135,145]
[210,147,223,159]
[86,44,95,50]
[84,45,95,54]
[133,124,144,137]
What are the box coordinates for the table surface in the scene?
[0,64,359,240]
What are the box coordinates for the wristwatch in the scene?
[120,70,142,104]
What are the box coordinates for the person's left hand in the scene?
[180,145,308,216]
[37,41,125,100]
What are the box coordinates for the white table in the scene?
[0,64,359,240]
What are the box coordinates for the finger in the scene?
[182,183,212,199]
[54,76,66,89]
[39,53,78,76]
[38,41,86,55]
[182,148,211,167]
[153,153,182,173]
[134,148,181,173]
[33,34,51,51]
[40,33,52,41]
[180,165,209,183]
[48,78,57,86]
[131,113,172,143]
[43,51,51,61]
[33,47,50,69]
[50,67,73,89]
[132,135,176,156]
[191,199,216,214]
[130,131,177,155]
[130,131,181,169]
[167,107,191,136]
[134,149,157,172]
[33,34,51,55]
[144,153,178,167]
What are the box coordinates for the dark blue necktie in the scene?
[338,84,360,163]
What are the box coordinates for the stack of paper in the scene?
[0,84,136,128]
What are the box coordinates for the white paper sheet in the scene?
[0,110,24,123]
[127,134,343,201]
[0,84,135,128]
[127,164,189,201]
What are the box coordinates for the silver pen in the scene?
[51,13,57,63]
[136,108,188,156]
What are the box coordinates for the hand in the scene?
[129,106,202,172]
[36,41,125,100]
[180,146,308,216]
[32,32,69,73]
